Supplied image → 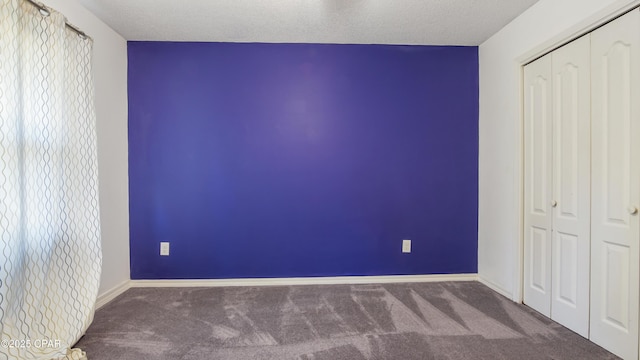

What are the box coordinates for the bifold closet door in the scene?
[523,54,553,317]
[524,36,591,335]
[550,34,591,338]
[590,9,640,360]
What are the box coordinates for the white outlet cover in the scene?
[402,239,411,253]
[160,242,170,256]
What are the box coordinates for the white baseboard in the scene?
[130,273,478,288]
[94,274,520,310]
[95,280,131,309]
[478,276,514,300]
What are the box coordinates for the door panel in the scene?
[590,9,640,360]
[524,54,553,317]
[556,231,578,304]
[530,226,549,293]
[550,34,591,338]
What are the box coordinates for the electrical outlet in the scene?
[160,242,170,256]
[402,239,411,253]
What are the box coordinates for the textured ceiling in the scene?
[79,0,539,45]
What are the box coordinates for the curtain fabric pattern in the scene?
[0,0,101,359]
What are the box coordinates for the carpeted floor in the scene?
[76,282,618,359]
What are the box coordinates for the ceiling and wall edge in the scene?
[78,0,539,46]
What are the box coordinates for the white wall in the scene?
[478,0,638,300]
[42,0,130,298]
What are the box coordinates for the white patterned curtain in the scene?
[0,0,102,359]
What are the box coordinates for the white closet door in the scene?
[550,34,591,338]
[590,9,640,360]
[524,54,553,317]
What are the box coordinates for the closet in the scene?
[523,9,639,360]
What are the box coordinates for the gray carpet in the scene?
[76,282,617,359]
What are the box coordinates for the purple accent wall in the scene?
[128,42,478,279]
